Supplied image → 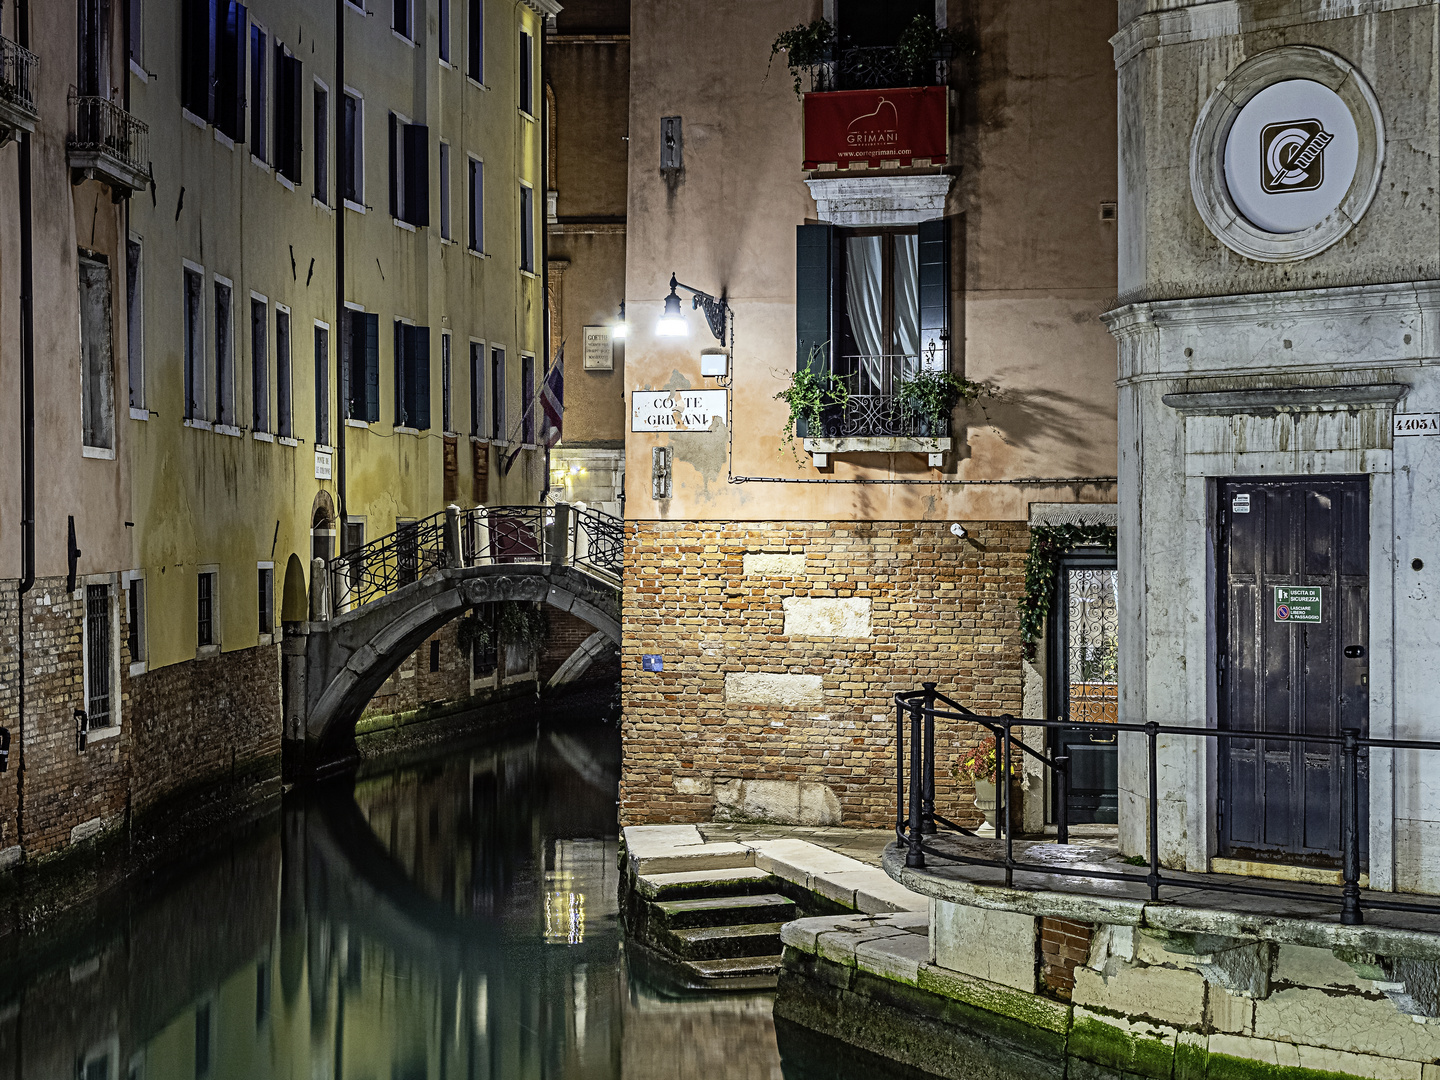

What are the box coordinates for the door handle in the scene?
[1344,645,1365,659]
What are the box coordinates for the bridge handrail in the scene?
[323,503,623,617]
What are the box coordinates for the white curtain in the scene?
[893,233,920,377]
[845,235,884,390]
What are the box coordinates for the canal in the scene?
[0,706,933,1079]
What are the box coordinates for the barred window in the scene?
[85,584,112,726]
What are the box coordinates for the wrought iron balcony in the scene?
[809,354,951,440]
[67,92,151,195]
[801,44,952,94]
[0,36,39,140]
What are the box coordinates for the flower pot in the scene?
[973,778,997,838]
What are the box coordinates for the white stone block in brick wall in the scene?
[742,553,806,577]
[724,672,823,705]
[783,597,872,638]
[715,779,842,826]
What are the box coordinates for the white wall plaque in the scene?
[1394,412,1440,437]
[631,389,727,432]
[315,448,333,480]
[582,325,613,370]
[1224,79,1358,235]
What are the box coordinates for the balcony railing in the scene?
[0,36,39,135]
[799,44,952,94]
[807,354,950,440]
[67,92,150,194]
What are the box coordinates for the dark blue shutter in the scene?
[403,124,430,226]
[918,217,950,370]
[363,313,380,422]
[182,0,217,120]
[289,56,304,180]
[213,2,245,139]
[394,320,408,426]
[388,113,399,219]
[411,327,431,429]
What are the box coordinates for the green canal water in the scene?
[0,710,934,1079]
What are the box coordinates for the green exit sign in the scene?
[1273,586,1323,624]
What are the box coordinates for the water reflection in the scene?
[0,717,931,1080]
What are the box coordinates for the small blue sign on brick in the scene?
[641,654,664,672]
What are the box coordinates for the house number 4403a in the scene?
[1394,412,1440,437]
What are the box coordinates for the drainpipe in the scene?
[15,0,34,860]
[335,0,347,546]
[539,19,551,504]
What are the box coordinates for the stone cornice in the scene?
[1161,384,1410,415]
[1111,0,1434,68]
[805,174,953,227]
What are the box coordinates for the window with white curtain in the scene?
[839,227,919,393]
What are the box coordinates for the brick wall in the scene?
[620,520,1029,827]
[539,609,616,686]
[1040,916,1093,997]
[0,576,281,866]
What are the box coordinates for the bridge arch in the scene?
[302,563,619,767]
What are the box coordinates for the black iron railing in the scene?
[895,684,1440,927]
[805,355,951,439]
[0,36,39,122]
[67,92,150,187]
[800,45,952,93]
[328,503,623,615]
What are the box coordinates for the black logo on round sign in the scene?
[1260,118,1333,194]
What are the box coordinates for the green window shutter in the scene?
[388,112,399,219]
[363,313,380,422]
[795,223,834,373]
[403,124,430,226]
[795,223,834,438]
[394,320,408,426]
[918,217,950,370]
[411,327,431,429]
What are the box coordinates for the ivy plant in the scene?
[1018,524,1118,662]
[774,355,850,461]
[768,19,836,96]
[455,601,550,657]
[896,369,982,433]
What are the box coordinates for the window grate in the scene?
[86,584,111,726]
[198,572,215,647]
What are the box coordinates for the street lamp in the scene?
[655,273,731,345]
[612,300,628,340]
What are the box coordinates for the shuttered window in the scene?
[917,217,950,370]
[313,83,329,203]
[519,184,534,272]
[469,341,484,437]
[274,50,303,182]
[344,309,380,422]
[214,2,246,141]
[390,117,430,226]
[467,0,483,82]
[519,30,533,114]
[250,23,267,160]
[276,308,293,438]
[251,296,269,432]
[341,92,362,204]
[314,323,330,444]
[394,321,432,429]
[181,0,216,120]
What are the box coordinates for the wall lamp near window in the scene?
[655,273,731,345]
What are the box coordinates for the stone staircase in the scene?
[620,825,928,993]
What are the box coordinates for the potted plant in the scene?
[954,743,1001,837]
[774,360,850,461]
[896,369,982,437]
[768,19,836,96]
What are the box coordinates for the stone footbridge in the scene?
[283,503,622,777]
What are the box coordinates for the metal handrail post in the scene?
[1055,751,1070,845]
[922,681,937,834]
[1002,714,1014,885]
[1341,729,1363,926]
[1146,721,1161,901]
[906,699,926,868]
[895,696,906,834]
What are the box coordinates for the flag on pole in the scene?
[541,343,564,447]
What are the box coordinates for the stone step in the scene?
[635,865,779,901]
[631,842,754,877]
[653,893,797,930]
[684,954,783,989]
[658,920,787,962]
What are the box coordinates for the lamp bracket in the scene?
[672,277,731,346]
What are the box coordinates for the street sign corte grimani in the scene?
[1260,118,1333,194]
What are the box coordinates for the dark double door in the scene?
[1216,477,1370,868]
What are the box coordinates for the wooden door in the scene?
[1217,478,1369,867]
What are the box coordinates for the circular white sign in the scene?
[1223,79,1359,234]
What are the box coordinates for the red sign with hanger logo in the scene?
[803,86,948,169]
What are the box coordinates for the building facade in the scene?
[1107,0,1440,892]
[618,0,1121,828]
[0,0,560,872]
